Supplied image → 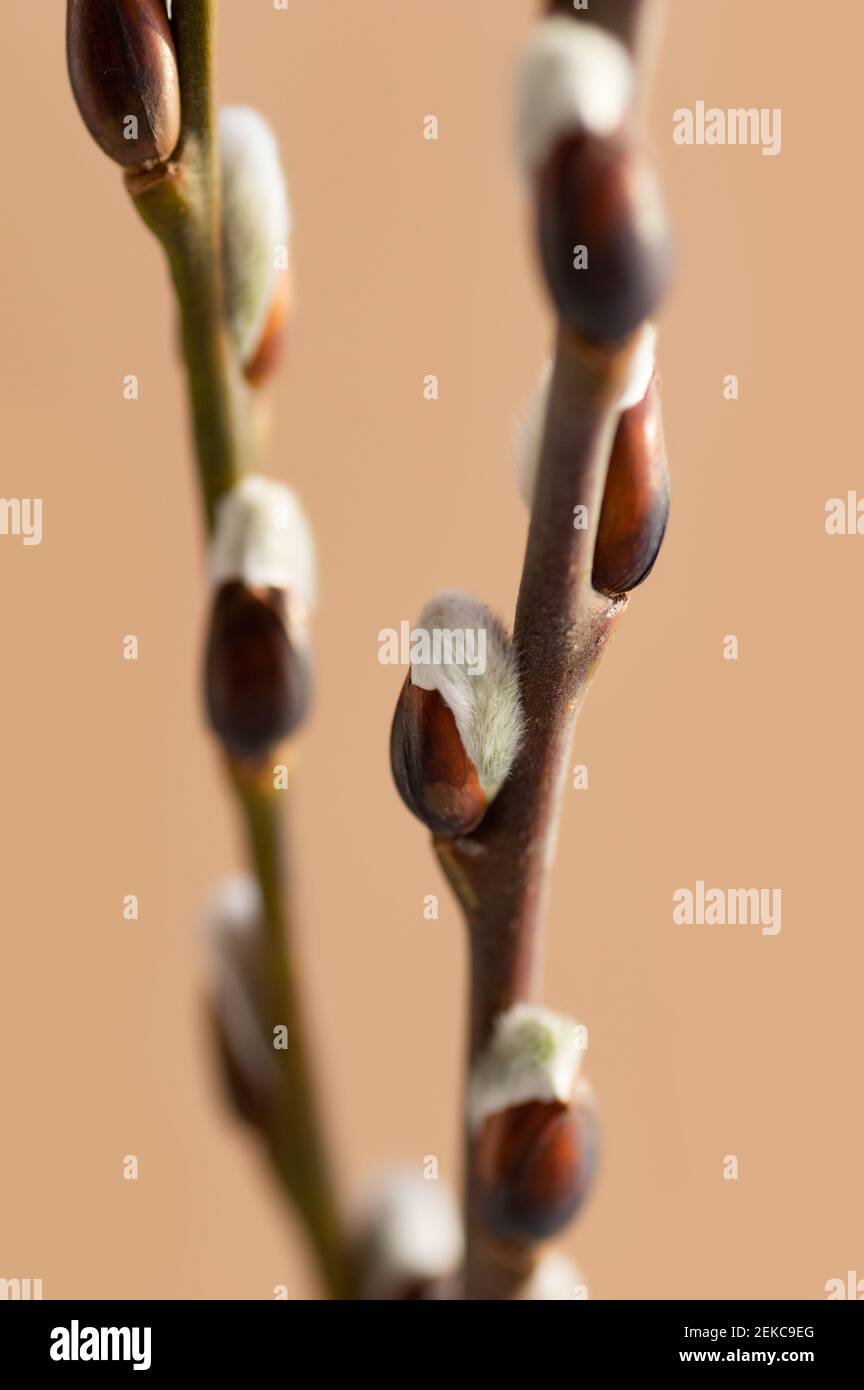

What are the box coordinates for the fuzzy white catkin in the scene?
[210,475,316,612]
[203,874,274,1096]
[410,591,524,799]
[357,1169,464,1292]
[514,325,657,508]
[219,106,291,365]
[468,1003,586,1132]
[516,17,633,176]
[522,1251,587,1301]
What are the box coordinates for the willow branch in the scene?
[435,0,669,1301]
[126,1,347,1296]
[229,760,351,1300]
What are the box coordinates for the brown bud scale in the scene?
[390,677,486,836]
[593,372,669,594]
[475,1091,598,1244]
[205,581,310,762]
[537,134,672,345]
[66,0,181,169]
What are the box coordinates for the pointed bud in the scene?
[219,107,292,377]
[205,477,315,761]
[204,875,275,1128]
[354,1169,464,1301]
[517,19,672,344]
[593,371,669,594]
[390,593,524,836]
[470,1005,598,1243]
[66,0,181,169]
[514,323,656,508]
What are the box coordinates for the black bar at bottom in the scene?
[0,1299,860,1374]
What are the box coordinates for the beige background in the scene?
[0,0,860,1299]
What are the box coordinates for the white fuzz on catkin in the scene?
[219,106,291,365]
[203,874,273,1090]
[522,1251,587,1301]
[210,475,316,613]
[410,591,524,799]
[514,325,657,508]
[516,17,633,176]
[468,1004,586,1132]
[357,1169,464,1290]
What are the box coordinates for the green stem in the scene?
[230,761,351,1300]
[127,0,248,526]
[125,1,346,1295]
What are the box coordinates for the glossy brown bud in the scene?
[66,0,181,169]
[537,133,672,345]
[475,1087,598,1244]
[390,676,487,836]
[205,581,310,762]
[593,372,669,594]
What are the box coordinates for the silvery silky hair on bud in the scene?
[203,874,274,1095]
[357,1168,464,1289]
[219,106,291,365]
[210,475,316,610]
[468,1003,586,1131]
[516,17,633,176]
[515,325,656,508]
[410,591,523,799]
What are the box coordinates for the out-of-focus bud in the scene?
[521,1249,587,1301]
[353,1168,464,1301]
[205,476,315,761]
[513,322,656,509]
[66,0,181,169]
[390,592,524,837]
[593,370,669,594]
[219,107,292,382]
[204,874,275,1128]
[517,18,672,344]
[470,1004,598,1244]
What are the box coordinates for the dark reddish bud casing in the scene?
[593,372,669,595]
[390,677,486,836]
[537,134,672,345]
[205,581,310,761]
[66,0,181,169]
[475,1089,599,1244]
